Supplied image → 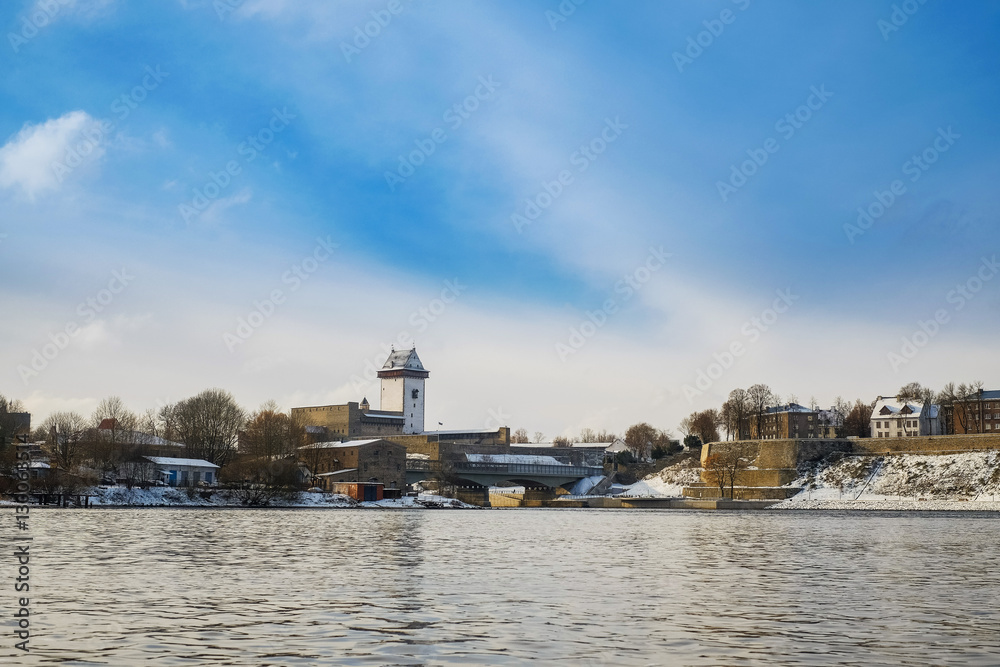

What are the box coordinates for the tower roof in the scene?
[382,348,426,371]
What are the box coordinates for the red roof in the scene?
[98,418,118,430]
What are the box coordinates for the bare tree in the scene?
[624,422,657,459]
[832,396,851,436]
[533,431,545,444]
[85,396,141,479]
[722,388,751,440]
[843,399,875,438]
[38,411,88,470]
[511,428,530,444]
[703,453,728,498]
[722,440,760,499]
[695,410,721,444]
[938,382,984,434]
[167,389,246,467]
[552,436,572,448]
[702,441,759,499]
[954,381,988,433]
[242,404,307,459]
[746,384,776,439]
[897,382,935,436]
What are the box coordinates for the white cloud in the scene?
[0,111,107,199]
[199,187,253,223]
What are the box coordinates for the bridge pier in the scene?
[455,486,491,507]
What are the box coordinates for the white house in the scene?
[144,457,220,487]
[870,395,942,438]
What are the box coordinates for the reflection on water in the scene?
[9,509,1000,665]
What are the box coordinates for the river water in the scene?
[6,508,1000,665]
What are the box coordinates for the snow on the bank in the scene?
[569,475,604,496]
[641,458,702,497]
[774,499,1000,511]
[80,487,473,508]
[787,450,1000,500]
[614,480,661,497]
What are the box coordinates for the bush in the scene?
[683,434,702,450]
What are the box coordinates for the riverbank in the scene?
[773,498,1000,511]
[2,486,475,509]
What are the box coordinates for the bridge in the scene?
[406,458,605,489]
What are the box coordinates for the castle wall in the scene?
[701,434,1000,471]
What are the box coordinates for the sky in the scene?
[1,0,998,438]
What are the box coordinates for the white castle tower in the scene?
[377,348,428,434]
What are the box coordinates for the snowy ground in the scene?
[773,498,1000,511]
[775,450,1000,509]
[9,487,475,509]
[639,458,703,497]
[565,458,702,498]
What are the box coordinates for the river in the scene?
[6,508,1000,665]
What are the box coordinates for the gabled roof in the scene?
[871,396,939,420]
[381,348,426,372]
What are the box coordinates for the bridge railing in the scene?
[406,459,603,477]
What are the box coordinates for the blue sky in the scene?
[2,0,998,437]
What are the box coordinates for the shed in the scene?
[144,456,220,487]
[324,480,384,501]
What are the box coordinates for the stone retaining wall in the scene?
[701,434,1000,471]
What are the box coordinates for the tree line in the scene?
[511,423,681,460]
[677,379,990,446]
[1,389,309,499]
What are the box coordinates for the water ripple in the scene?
[4,508,1000,665]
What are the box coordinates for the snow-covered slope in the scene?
[776,450,1000,508]
[641,459,703,497]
